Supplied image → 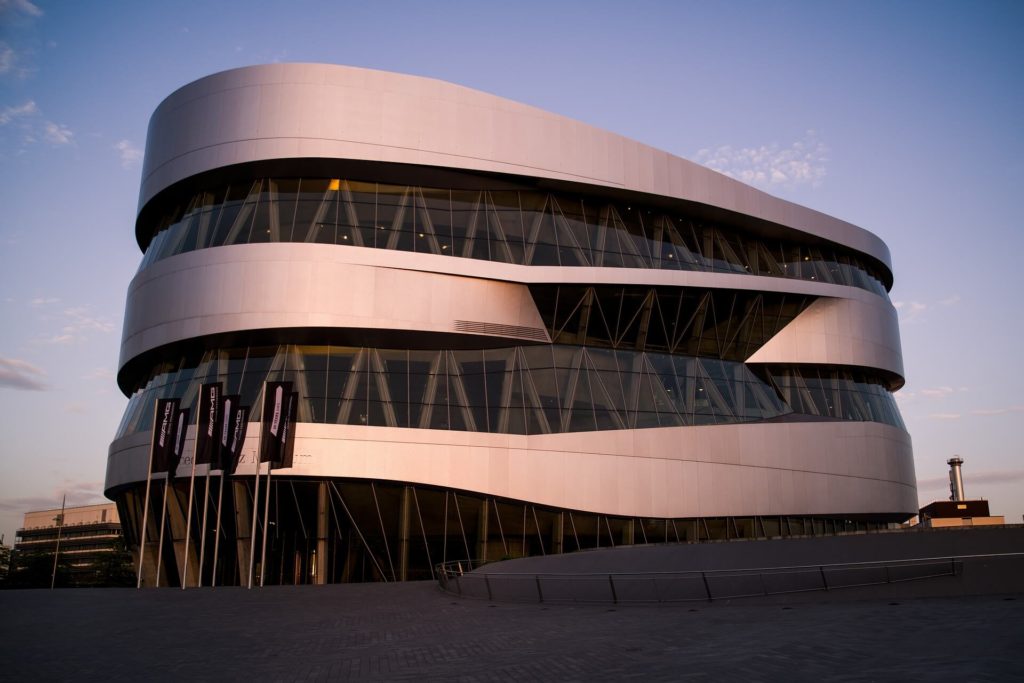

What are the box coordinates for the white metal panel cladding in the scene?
[106,420,915,519]
[140,64,892,271]
[109,63,916,523]
[118,243,903,382]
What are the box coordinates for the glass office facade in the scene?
[137,178,891,297]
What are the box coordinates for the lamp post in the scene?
[50,494,66,590]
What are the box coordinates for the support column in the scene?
[315,481,328,585]
[398,486,411,581]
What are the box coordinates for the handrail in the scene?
[436,552,1024,604]
[437,551,1024,579]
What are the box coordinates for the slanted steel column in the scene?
[552,511,564,555]
[476,498,489,563]
[315,481,328,585]
[232,480,252,586]
[398,486,412,581]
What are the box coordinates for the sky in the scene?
[1,0,1022,544]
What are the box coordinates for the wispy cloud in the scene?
[0,43,14,75]
[694,130,828,189]
[969,405,1024,416]
[113,139,142,168]
[0,99,36,125]
[892,300,927,319]
[0,356,47,390]
[917,386,968,399]
[63,306,114,334]
[33,305,115,345]
[0,0,44,18]
[1,99,73,148]
[29,296,59,306]
[0,481,107,516]
[42,120,72,145]
[80,367,113,382]
[892,295,960,322]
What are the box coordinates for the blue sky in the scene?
[1,0,1022,543]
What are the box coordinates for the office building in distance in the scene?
[105,64,914,586]
[11,503,125,587]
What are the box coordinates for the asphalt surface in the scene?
[2,582,1022,681]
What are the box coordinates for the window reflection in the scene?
[137,177,891,298]
[116,344,905,441]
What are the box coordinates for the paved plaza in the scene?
[2,581,1022,681]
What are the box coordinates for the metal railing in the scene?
[436,553,1023,604]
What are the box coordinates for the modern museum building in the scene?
[105,64,915,586]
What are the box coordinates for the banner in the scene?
[259,381,292,464]
[216,395,239,471]
[276,392,299,470]
[167,407,190,480]
[195,383,222,465]
[150,398,180,475]
[227,405,250,475]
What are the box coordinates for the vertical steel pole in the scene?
[155,478,170,588]
[197,467,212,587]
[136,400,159,588]
[211,473,225,588]
[182,420,200,589]
[50,494,66,590]
[247,460,262,589]
[259,466,273,587]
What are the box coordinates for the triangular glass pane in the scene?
[339,348,370,426]
[552,195,592,266]
[584,350,626,430]
[454,349,488,432]
[224,180,261,246]
[518,349,552,435]
[524,194,560,266]
[521,346,560,433]
[377,185,413,253]
[407,350,437,428]
[450,190,481,258]
[482,348,515,433]
[446,351,477,432]
[566,362,596,432]
[587,288,617,349]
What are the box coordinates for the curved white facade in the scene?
[108,64,914,585]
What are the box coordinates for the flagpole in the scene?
[211,471,225,588]
[182,413,200,590]
[198,465,212,587]
[136,402,159,588]
[212,394,234,589]
[260,465,273,587]
[247,458,262,589]
[155,476,170,588]
[50,494,66,590]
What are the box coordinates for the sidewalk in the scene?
[2,582,1022,681]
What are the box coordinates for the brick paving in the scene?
[2,582,1022,681]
